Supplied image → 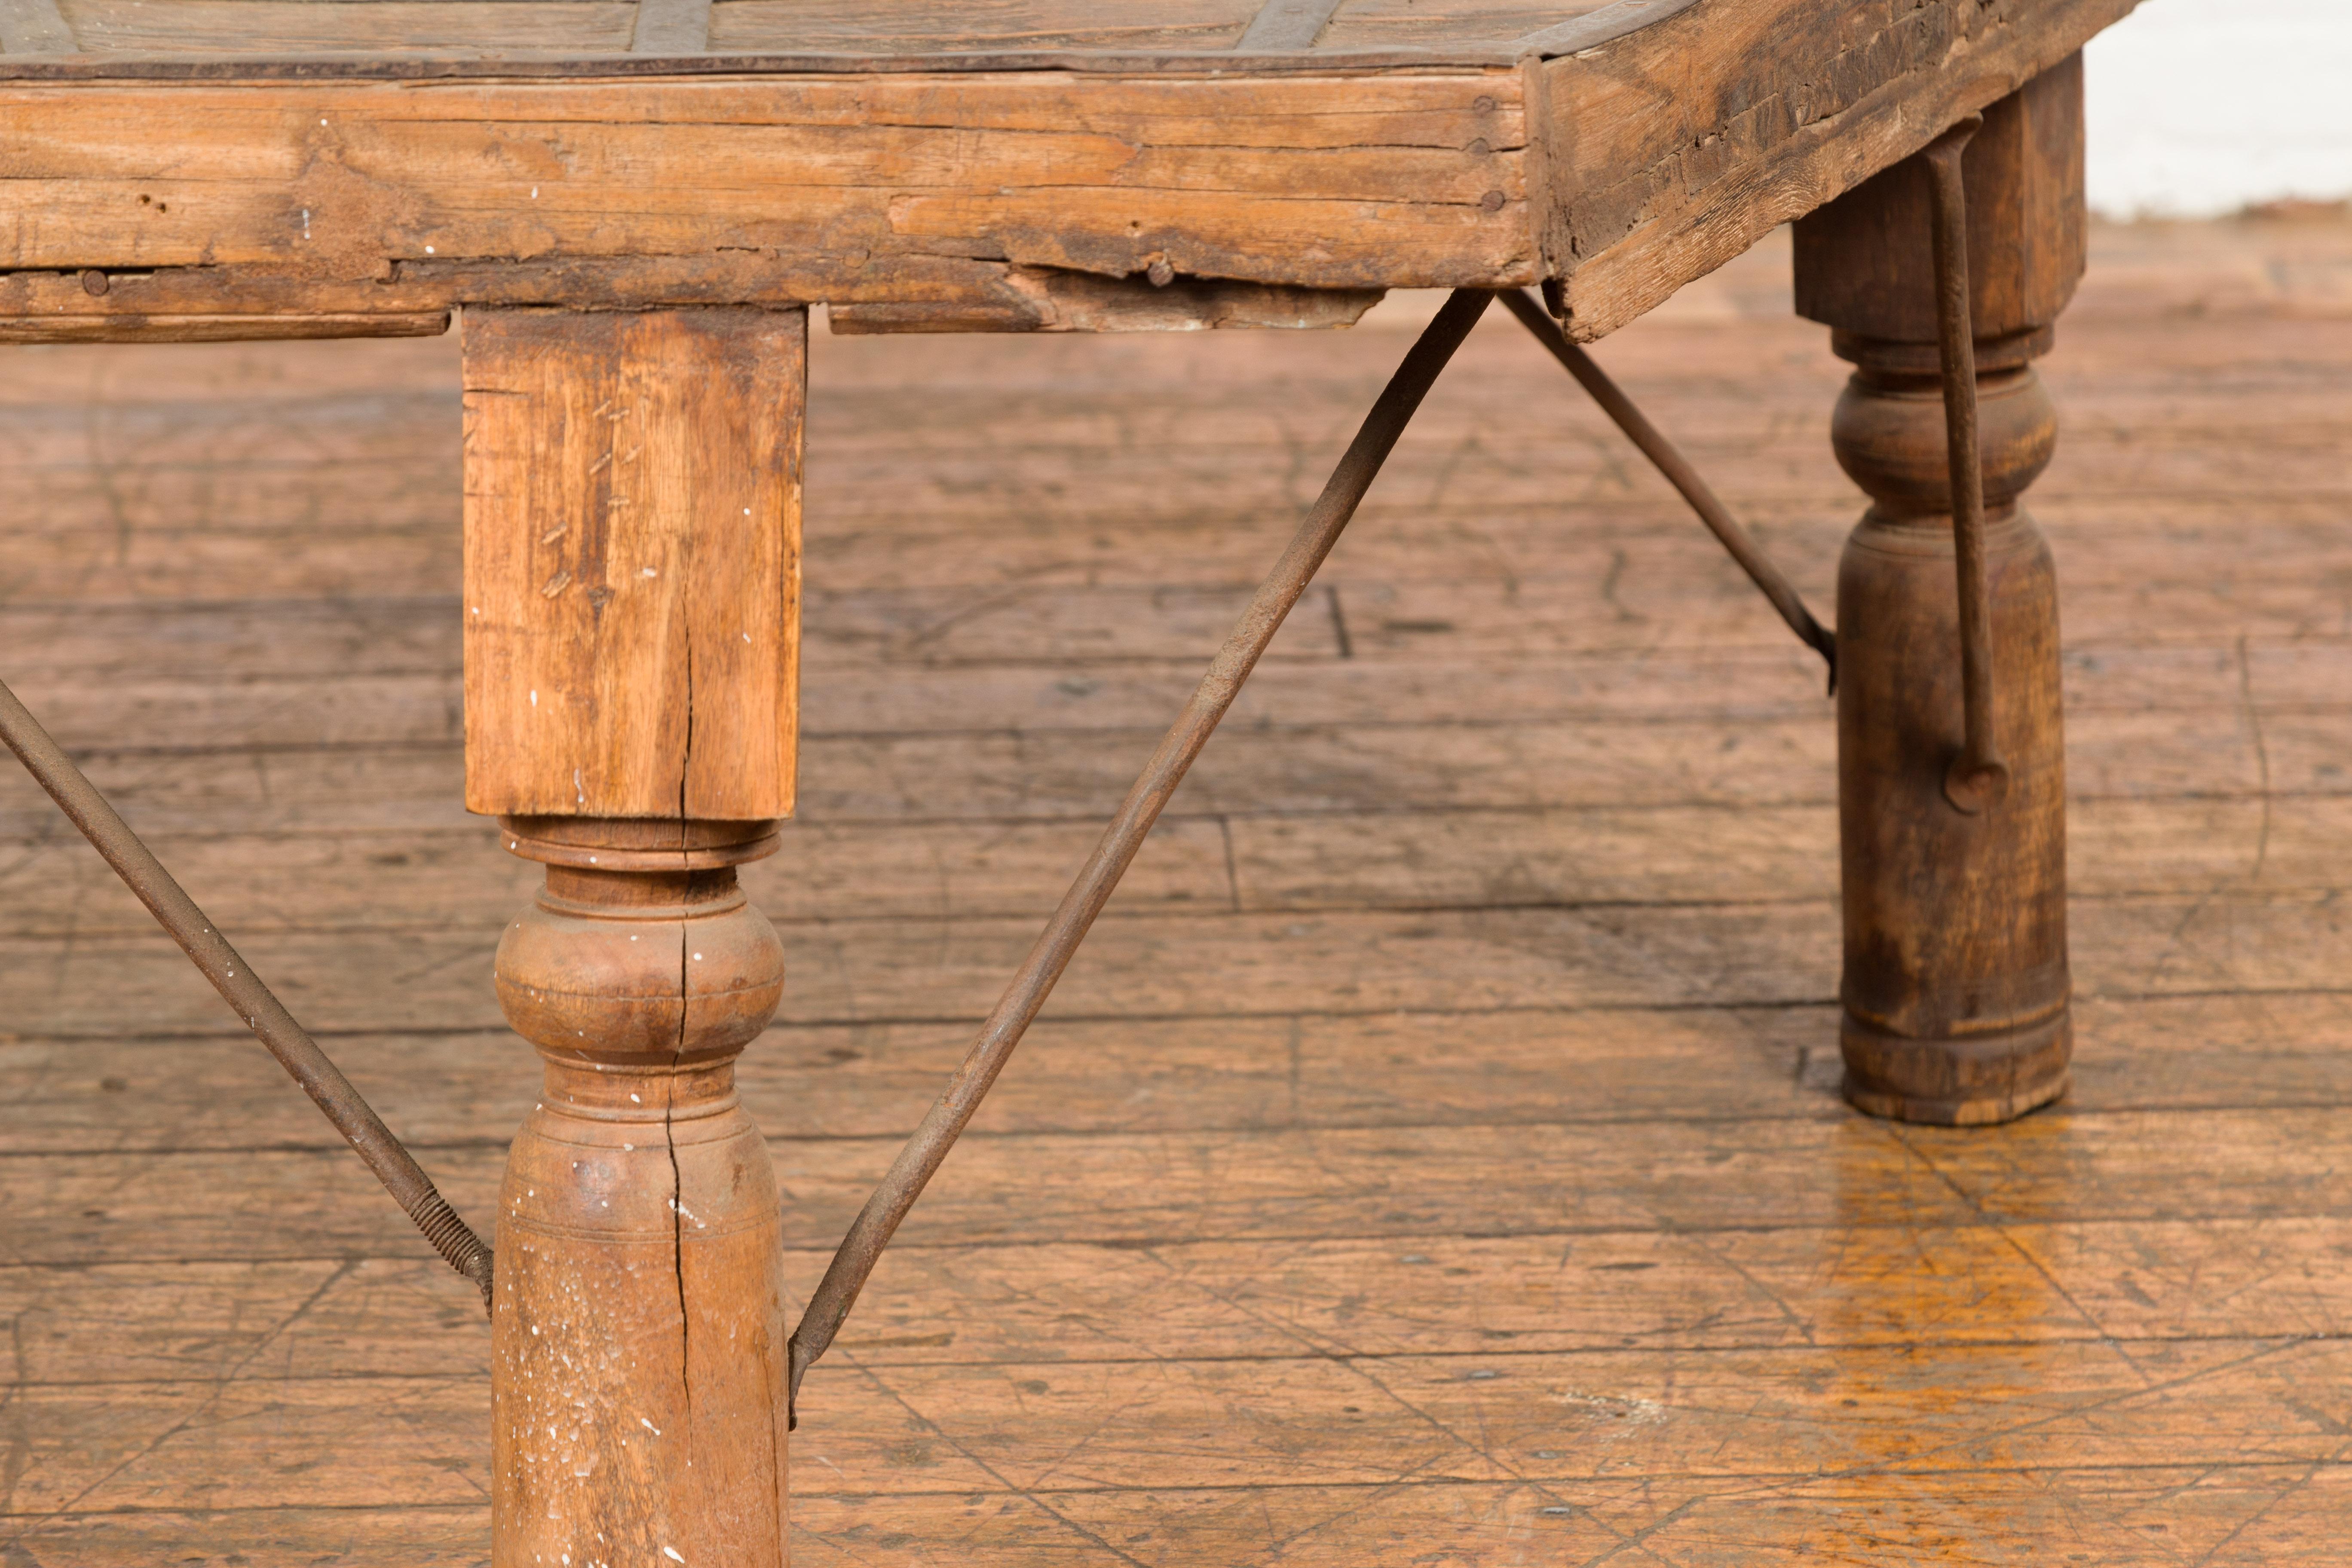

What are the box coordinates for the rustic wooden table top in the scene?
[0,0,2141,340]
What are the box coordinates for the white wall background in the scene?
[2086,0,2352,217]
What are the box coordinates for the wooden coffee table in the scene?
[0,0,2143,1560]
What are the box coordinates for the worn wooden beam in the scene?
[1537,0,2141,340]
[0,72,1534,307]
[0,260,1379,340]
[0,0,2141,340]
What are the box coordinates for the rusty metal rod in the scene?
[1499,287,1837,687]
[0,674,496,1310]
[785,288,1496,1418]
[1920,116,2011,814]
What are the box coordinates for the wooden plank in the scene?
[7,484,2352,640]
[25,1096,2352,1270]
[6,1505,492,1567]
[21,1207,2352,1393]
[0,0,2238,349]
[1326,0,1620,50]
[0,597,461,680]
[1511,0,1696,55]
[3,704,2324,846]
[0,1257,505,1384]
[0,0,72,54]
[0,1116,1978,1265]
[16,985,2352,1158]
[7,435,2347,606]
[0,899,1852,1035]
[8,690,2336,858]
[0,815,1238,937]
[460,306,803,818]
[708,0,1262,55]
[12,885,2352,1043]
[802,1337,2352,1489]
[0,1374,502,1514]
[7,530,2344,677]
[5,554,2347,694]
[4,383,2333,580]
[9,623,2351,756]
[62,0,634,54]
[1223,795,2352,910]
[8,1336,2352,1520]
[9,788,2352,953]
[10,397,2352,639]
[0,309,450,343]
[0,1217,2297,1389]
[27,1468,2342,1566]
[630,0,709,54]
[0,1005,1828,1158]
[20,1467,2341,1568]
[796,1469,2347,1565]
[820,1210,2352,1361]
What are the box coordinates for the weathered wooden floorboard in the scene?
[11,986,2352,1161]
[0,617,2339,769]
[3,791,2349,951]
[1,217,2347,1564]
[18,421,2343,555]
[12,1464,2346,1568]
[6,523,2352,676]
[6,1335,2352,1521]
[5,884,2351,1041]
[18,1097,2352,1277]
[14,1464,2341,1568]
[18,1205,2352,1394]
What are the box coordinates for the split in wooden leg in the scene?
[492,818,789,1566]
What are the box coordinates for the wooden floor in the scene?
[3,212,2352,1565]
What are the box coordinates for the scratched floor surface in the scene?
[2,213,2351,1565]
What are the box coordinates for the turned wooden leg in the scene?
[1794,58,2084,1125]
[462,306,806,1563]
[493,820,790,1562]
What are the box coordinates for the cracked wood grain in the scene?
[0,73,1536,320]
[459,307,803,818]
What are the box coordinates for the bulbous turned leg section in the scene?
[1830,354,2070,1125]
[489,817,790,1568]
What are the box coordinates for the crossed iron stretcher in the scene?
[0,121,2001,1436]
